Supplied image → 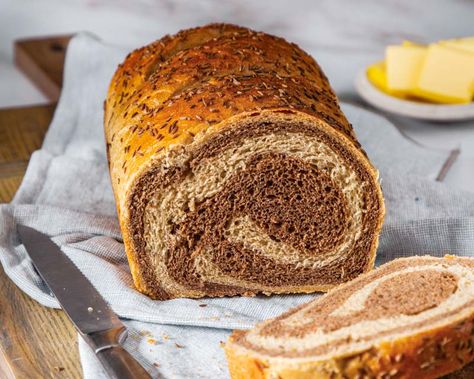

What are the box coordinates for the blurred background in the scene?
[1,0,473,190]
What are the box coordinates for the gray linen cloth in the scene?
[1,33,474,378]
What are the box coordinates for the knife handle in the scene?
[96,345,152,379]
[84,327,152,379]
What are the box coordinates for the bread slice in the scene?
[225,255,474,379]
[104,23,384,299]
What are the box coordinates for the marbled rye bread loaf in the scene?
[225,255,474,379]
[104,23,385,300]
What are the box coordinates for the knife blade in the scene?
[18,225,152,379]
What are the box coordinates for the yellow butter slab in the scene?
[386,45,427,92]
[366,61,406,98]
[415,44,474,104]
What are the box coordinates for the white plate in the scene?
[354,70,474,121]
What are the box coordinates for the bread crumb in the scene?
[147,338,157,345]
[198,304,207,307]
[54,366,65,372]
[175,343,184,348]
[153,362,160,368]
[162,333,169,340]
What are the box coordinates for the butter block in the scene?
[385,45,427,92]
[366,61,406,98]
[416,44,474,104]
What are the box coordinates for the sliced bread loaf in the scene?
[225,255,474,379]
[104,23,384,299]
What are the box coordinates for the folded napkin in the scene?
[1,33,474,378]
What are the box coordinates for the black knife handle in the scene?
[96,345,152,379]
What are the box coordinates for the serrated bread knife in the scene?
[18,225,152,379]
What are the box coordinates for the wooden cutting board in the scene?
[0,35,82,379]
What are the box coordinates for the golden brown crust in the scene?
[104,23,384,298]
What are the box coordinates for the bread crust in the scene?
[104,23,384,298]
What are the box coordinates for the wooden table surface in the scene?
[0,36,82,379]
